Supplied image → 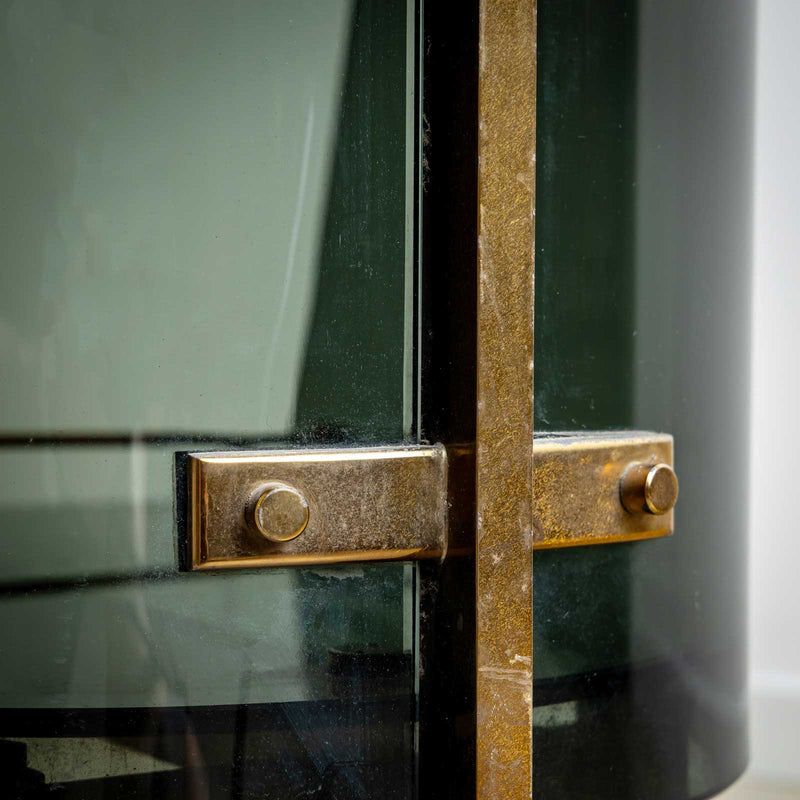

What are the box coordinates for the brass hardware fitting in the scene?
[250,482,310,542]
[532,432,676,549]
[182,433,676,570]
[619,461,679,516]
[186,445,448,570]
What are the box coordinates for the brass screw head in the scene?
[620,462,679,516]
[252,482,310,542]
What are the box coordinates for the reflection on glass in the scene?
[534,1,752,798]
[0,0,418,797]
[2,565,415,798]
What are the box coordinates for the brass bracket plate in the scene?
[185,445,448,570]
[533,431,676,549]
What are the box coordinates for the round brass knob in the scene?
[252,482,309,542]
[620,462,679,516]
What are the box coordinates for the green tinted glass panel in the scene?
[0,1,420,797]
[534,1,752,798]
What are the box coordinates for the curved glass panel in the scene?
[0,1,420,797]
[534,1,753,797]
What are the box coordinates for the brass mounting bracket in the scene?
[533,431,676,549]
[181,432,676,570]
[185,445,449,570]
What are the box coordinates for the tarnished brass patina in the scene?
[619,460,679,516]
[250,482,310,543]
[187,445,448,570]
[476,0,537,796]
[533,432,676,548]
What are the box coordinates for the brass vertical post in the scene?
[476,0,536,797]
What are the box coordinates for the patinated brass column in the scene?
[476,0,536,797]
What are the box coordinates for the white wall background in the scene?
[748,0,800,785]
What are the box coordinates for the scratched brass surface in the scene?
[533,432,675,549]
[187,445,447,570]
[476,0,536,796]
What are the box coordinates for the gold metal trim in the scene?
[533,432,676,549]
[476,0,537,795]
[186,445,448,570]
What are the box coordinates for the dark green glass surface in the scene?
[0,1,418,797]
[296,0,410,443]
[534,1,753,797]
